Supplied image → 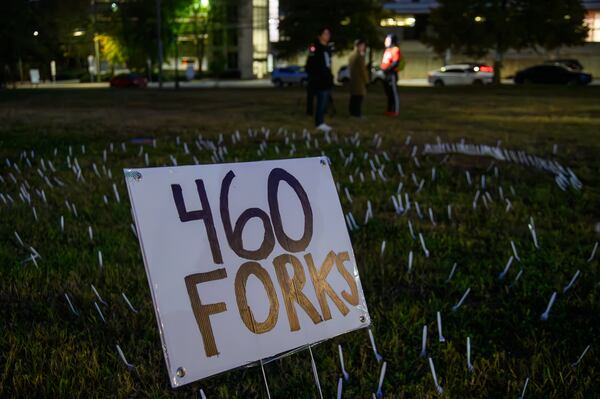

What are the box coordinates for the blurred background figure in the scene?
[380,34,404,117]
[348,39,368,118]
[305,27,334,132]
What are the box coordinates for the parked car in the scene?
[337,65,385,85]
[109,73,148,88]
[514,64,592,85]
[544,59,583,72]
[428,64,494,86]
[271,66,308,87]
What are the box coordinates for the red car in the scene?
[109,73,148,88]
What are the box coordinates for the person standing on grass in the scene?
[348,39,369,118]
[380,33,404,117]
[305,27,334,132]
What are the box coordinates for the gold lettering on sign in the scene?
[185,268,228,357]
[335,251,359,306]
[235,261,279,334]
[273,254,323,331]
[305,251,350,320]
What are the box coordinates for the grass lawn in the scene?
[1,85,599,398]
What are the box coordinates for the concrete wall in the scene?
[375,41,600,79]
[238,0,254,79]
[281,43,444,80]
[499,44,600,78]
[280,41,600,80]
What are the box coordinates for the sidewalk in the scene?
[10,78,597,89]
[147,79,273,89]
[13,80,109,89]
[11,79,273,89]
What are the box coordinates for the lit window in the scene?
[585,11,600,42]
[269,0,279,42]
[380,15,416,27]
[253,0,269,78]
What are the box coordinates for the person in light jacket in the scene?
[348,39,369,118]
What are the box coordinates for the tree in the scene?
[517,0,588,52]
[111,0,184,74]
[175,0,212,75]
[97,34,126,67]
[0,0,88,83]
[423,0,589,84]
[117,0,165,71]
[276,0,383,59]
[0,0,36,83]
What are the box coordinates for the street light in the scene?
[91,0,101,82]
[33,30,39,36]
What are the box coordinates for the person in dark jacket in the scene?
[380,33,404,116]
[305,27,334,132]
[306,78,315,116]
[348,39,368,118]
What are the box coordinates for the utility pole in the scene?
[155,0,164,89]
[193,6,200,73]
[91,0,101,82]
[94,36,101,81]
[18,58,24,83]
[175,38,180,90]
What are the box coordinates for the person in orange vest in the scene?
[380,34,403,116]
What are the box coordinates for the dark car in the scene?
[110,73,148,88]
[514,64,592,85]
[544,59,584,72]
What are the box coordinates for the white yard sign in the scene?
[124,157,370,387]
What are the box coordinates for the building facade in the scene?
[57,0,278,80]
[381,0,600,78]
[56,0,600,81]
[174,0,277,79]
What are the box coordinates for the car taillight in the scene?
[480,65,494,73]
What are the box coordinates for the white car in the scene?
[428,64,494,86]
[337,65,385,85]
